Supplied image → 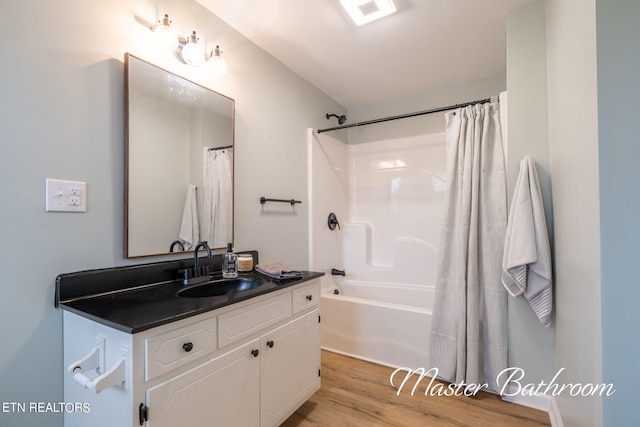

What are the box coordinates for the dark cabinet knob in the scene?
[183,342,194,352]
[266,340,274,348]
[251,349,260,357]
[306,294,313,301]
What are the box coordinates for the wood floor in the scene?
[282,350,551,427]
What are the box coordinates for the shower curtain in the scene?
[201,149,233,248]
[429,101,508,392]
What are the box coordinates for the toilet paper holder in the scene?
[67,336,128,393]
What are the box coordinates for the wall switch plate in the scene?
[45,179,87,212]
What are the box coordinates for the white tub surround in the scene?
[309,130,445,369]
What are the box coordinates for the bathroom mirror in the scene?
[125,53,234,258]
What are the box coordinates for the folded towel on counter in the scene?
[502,156,553,327]
[255,263,303,280]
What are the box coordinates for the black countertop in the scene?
[55,252,323,334]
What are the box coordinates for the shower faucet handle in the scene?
[328,212,341,230]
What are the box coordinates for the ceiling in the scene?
[196,0,537,109]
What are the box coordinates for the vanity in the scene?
[56,253,323,427]
[59,53,322,426]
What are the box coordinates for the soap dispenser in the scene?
[222,243,239,278]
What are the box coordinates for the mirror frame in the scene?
[124,53,235,258]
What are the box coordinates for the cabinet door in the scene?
[146,339,261,427]
[261,309,321,427]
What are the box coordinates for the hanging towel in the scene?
[179,184,199,250]
[502,156,553,326]
[255,263,303,280]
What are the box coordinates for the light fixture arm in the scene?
[209,45,223,60]
[150,14,172,31]
[148,14,228,74]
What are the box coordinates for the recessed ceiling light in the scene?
[340,0,397,26]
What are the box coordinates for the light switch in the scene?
[45,179,87,212]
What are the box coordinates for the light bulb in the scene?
[209,46,228,77]
[182,31,205,66]
[153,14,179,51]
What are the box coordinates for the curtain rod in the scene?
[316,97,494,134]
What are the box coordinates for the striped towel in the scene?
[502,156,553,326]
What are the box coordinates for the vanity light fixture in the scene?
[340,0,397,26]
[209,45,228,77]
[149,14,228,75]
[181,31,206,66]
[151,14,179,50]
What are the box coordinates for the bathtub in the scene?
[321,280,433,369]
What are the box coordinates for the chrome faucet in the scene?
[181,241,212,285]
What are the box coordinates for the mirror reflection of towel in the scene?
[179,184,199,250]
[502,156,552,326]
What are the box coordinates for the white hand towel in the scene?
[502,156,553,326]
[179,184,199,250]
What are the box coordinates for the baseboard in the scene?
[548,397,564,427]
[501,387,551,412]
[321,346,399,369]
[502,387,563,427]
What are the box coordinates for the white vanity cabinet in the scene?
[62,279,320,427]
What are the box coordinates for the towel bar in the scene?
[260,197,302,206]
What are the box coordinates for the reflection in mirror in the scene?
[125,53,234,258]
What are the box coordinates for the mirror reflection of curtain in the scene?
[201,148,233,248]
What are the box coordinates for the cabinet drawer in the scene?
[292,281,320,314]
[145,317,217,381]
[218,293,292,348]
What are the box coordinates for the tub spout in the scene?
[331,268,346,276]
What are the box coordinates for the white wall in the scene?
[545,0,603,425]
[308,130,348,290]
[0,1,344,426]
[505,2,640,424]
[505,0,556,392]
